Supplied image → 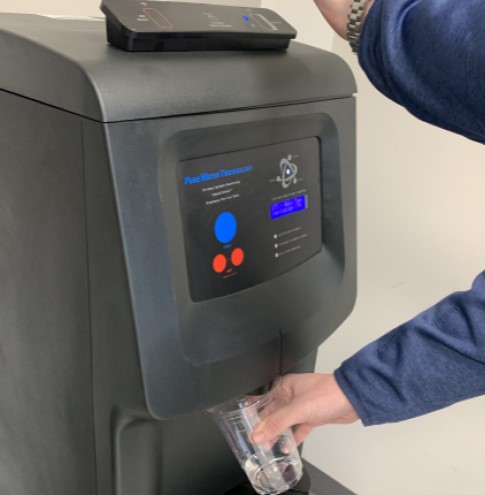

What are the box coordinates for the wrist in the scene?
[330,373,360,423]
[313,1,350,39]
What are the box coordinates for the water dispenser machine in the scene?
[0,7,356,495]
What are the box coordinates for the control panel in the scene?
[100,0,297,51]
[178,138,323,301]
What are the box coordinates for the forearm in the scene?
[336,271,485,426]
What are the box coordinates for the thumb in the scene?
[252,405,304,445]
[293,424,314,446]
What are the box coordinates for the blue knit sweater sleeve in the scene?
[334,0,485,425]
[357,0,485,144]
[336,272,485,425]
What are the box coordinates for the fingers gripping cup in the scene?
[208,390,303,495]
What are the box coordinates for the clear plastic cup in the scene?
[207,389,303,495]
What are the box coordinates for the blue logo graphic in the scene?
[276,155,298,189]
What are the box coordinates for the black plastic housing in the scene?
[0,14,357,495]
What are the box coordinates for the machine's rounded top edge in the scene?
[0,13,356,122]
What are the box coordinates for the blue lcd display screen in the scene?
[270,195,308,220]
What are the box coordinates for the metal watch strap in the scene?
[347,0,369,53]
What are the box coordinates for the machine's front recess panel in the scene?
[178,138,323,301]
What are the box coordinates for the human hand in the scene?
[313,0,376,39]
[252,373,359,446]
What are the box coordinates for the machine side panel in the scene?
[0,92,96,495]
[82,120,148,495]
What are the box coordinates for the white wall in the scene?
[3,1,484,494]
[0,0,101,15]
[0,0,259,15]
[262,1,485,494]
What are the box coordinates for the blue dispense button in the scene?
[214,212,237,244]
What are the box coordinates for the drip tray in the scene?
[225,460,356,495]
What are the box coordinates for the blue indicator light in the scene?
[215,212,238,244]
[242,15,250,22]
[271,195,308,220]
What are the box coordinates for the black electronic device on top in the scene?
[100,0,297,51]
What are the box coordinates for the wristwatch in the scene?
[347,0,369,53]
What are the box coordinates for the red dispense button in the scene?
[231,248,245,267]
[212,254,227,273]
